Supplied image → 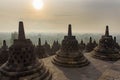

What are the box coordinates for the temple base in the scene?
[91,50,120,61]
[52,51,90,68]
[0,61,52,80]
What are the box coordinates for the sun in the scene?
[32,0,44,10]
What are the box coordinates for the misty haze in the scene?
[0,0,120,80]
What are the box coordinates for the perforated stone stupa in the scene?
[0,40,9,66]
[79,39,86,52]
[43,40,51,56]
[51,40,61,55]
[34,38,48,59]
[92,26,120,61]
[52,24,89,67]
[0,21,52,80]
[85,37,97,52]
[113,36,120,50]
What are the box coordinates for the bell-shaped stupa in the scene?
[43,40,51,56]
[0,21,52,80]
[85,37,96,52]
[92,25,120,61]
[51,40,61,55]
[34,38,47,59]
[52,24,89,67]
[79,39,86,52]
[0,40,9,66]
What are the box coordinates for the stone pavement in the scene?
[42,53,116,80]
[98,60,120,80]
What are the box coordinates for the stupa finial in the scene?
[105,25,109,36]
[68,24,72,36]
[18,21,25,40]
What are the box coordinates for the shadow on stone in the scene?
[55,63,102,80]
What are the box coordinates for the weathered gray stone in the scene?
[0,21,52,80]
[52,24,89,67]
[92,26,120,61]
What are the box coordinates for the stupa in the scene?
[34,38,48,59]
[0,40,9,66]
[52,24,89,67]
[0,21,52,80]
[43,41,51,56]
[93,39,98,48]
[85,37,96,52]
[79,39,86,52]
[91,26,120,61]
[51,40,61,55]
[113,36,120,50]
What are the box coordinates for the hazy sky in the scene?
[0,0,120,33]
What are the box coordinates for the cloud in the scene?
[0,0,120,33]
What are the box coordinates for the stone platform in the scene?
[42,52,117,80]
[98,60,120,80]
[0,52,119,80]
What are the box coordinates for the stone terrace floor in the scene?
[42,52,120,80]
